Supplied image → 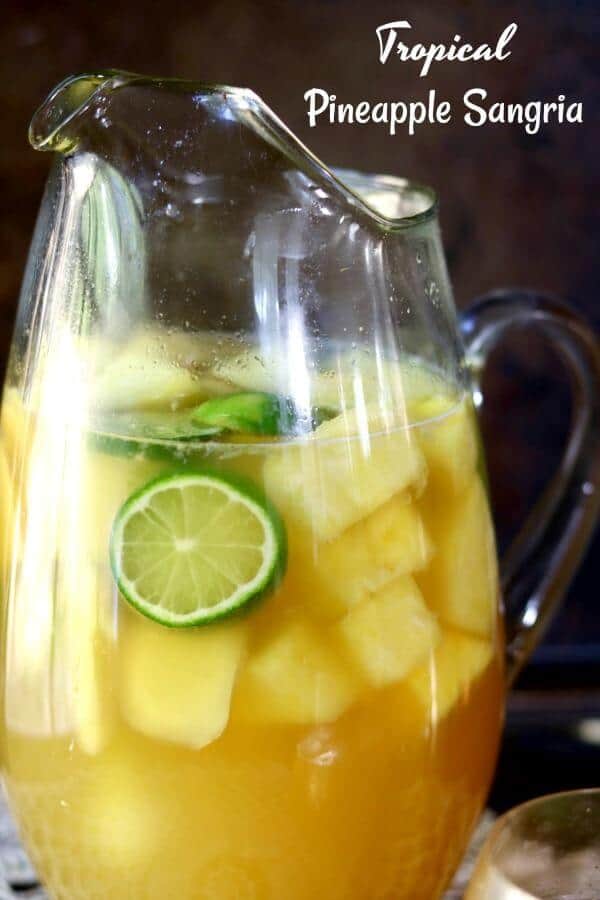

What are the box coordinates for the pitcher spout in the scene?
[28,70,431,232]
[29,71,136,153]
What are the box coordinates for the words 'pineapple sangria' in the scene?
[0,329,504,900]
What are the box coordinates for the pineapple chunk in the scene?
[61,565,115,755]
[80,758,163,870]
[0,442,14,574]
[332,352,456,423]
[417,478,498,636]
[397,364,456,418]
[415,395,478,494]
[309,497,433,619]
[152,328,243,370]
[213,349,342,408]
[85,326,243,370]
[94,330,231,411]
[235,620,358,725]
[71,630,113,756]
[5,561,70,739]
[0,388,31,534]
[0,387,31,468]
[335,577,440,688]
[214,348,451,420]
[81,448,162,563]
[4,562,114,748]
[264,405,425,541]
[407,629,493,720]
[119,616,246,748]
[211,349,284,393]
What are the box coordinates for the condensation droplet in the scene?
[164,203,182,220]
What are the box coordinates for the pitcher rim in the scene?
[29,70,438,231]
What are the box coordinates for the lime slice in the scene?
[97,409,222,443]
[88,434,182,464]
[89,410,222,462]
[110,471,287,627]
[310,405,338,428]
[191,392,294,436]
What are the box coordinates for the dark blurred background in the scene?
[1,0,598,810]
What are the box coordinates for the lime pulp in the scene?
[110,471,287,627]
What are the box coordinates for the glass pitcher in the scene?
[0,72,598,900]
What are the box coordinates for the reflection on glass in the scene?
[1,71,598,900]
[466,790,600,900]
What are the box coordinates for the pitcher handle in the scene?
[459,290,600,685]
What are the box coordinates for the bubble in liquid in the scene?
[297,727,340,767]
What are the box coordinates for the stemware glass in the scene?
[465,789,600,899]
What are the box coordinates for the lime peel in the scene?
[191,392,294,436]
[110,471,287,627]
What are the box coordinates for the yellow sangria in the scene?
[0,332,503,900]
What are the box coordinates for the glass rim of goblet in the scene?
[486,786,600,861]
